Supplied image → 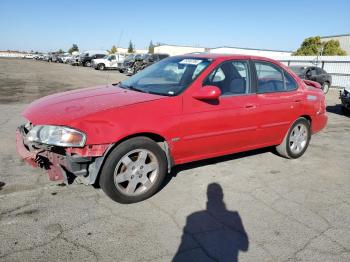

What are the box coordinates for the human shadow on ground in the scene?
[172,183,249,262]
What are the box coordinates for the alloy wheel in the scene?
[289,124,308,154]
[113,149,159,196]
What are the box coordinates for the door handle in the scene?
[294,99,302,103]
[245,104,256,109]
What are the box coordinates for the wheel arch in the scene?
[299,115,312,124]
[90,132,173,187]
[97,63,105,69]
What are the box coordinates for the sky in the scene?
[0,0,349,53]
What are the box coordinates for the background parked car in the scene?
[57,54,72,63]
[51,54,59,63]
[340,84,350,114]
[125,54,149,75]
[78,51,108,67]
[132,53,169,75]
[23,54,35,59]
[42,54,50,61]
[121,54,137,73]
[69,55,80,66]
[289,66,332,94]
[92,53,127,71]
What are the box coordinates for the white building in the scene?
[321,34,350,55]
[116,47,148,54]
[154,44,206,56]
[0,50,28,58]
[209,46,292,58]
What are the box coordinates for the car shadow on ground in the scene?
[326,104,350,118]
[160,147,273,192]
[172,183,249,262]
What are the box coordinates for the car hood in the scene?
[23,85,163,125]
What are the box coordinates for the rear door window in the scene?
[255,61,297,93]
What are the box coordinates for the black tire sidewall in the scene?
[285,118,311,159]
[322,82,330,94]
[98,64,105,70]
[99,137,167,204]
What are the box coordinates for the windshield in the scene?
[119,56,212,96]
[289,66,307,75]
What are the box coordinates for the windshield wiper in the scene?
[116,82,171,96]
[128,85,146,93]
[117,82,146,93]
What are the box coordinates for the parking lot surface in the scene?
[0,58,350,262]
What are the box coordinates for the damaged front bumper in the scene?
[16,125,111,185]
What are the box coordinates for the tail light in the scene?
[319,95,326,114]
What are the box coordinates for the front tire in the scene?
[84,61,91,67]
[97,63,105,70]
[99,137,167,204]
[276,118,311,159]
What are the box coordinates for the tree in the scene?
[148,40,155,54]
[58,49,64,54]
[293,36,346,56]
[68,44,79,54]
[293,36,321,56]
[109,45,118,54]
[323,40,347,55]
[128,40,134,53]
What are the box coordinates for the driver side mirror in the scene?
[192,86,221,100]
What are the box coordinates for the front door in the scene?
[175,60,260,163]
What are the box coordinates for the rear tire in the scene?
[99,137,167,204]
[84,61,91,67]
[322,82,330,94]
[276,118,311,159]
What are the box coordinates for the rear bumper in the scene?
[312,112,328,134]
[16,126,110,184]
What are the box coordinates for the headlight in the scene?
[26,125,86,147]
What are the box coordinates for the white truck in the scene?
[91,53,127,71]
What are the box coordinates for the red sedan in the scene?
[16,54,327,203]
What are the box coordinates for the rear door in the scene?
[254,60,303,145]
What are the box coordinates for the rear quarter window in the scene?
[284,70,297,91]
